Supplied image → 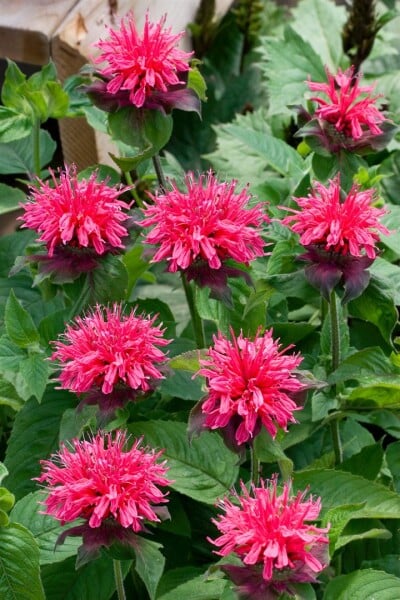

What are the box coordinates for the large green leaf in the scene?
[294,469,400,519]
[0,129,56,174]
[133,536,165,600]
[259,26,326,116]
[5,289,40,348]
[10,491,81,565]
[128,421,239,504]
[4,387,75,500]
[345,377,400,410]
[386,441,400,493]
[0,523,45,600]
[156,568,226,600]
[323,569,400,600]
[41,555,132,600]
[0,183,25,216]
[291,0,347,69]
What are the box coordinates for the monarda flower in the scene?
[210,477,330,600]
[37,431,171,566]
[87,13,200,114]
[140,172,267,301]
[20,165,131,282]
[190,328,304,451]
[297,67,393,154]
[282,176,389,302]
[51,304,170,417]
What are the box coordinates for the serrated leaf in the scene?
[4,387,75,500]
[0,522,45,600]
[90,254,128,304]
[0,129,56,175]
[58,406,98,443]
[259,26,326,116]
[5,289,40,348]
[169,350,206,372]
[41,554,132,600]
[10,491,81,565]
[291,0,347,68]
[133,536,165,600]
[336,519,392,551]
[0,375,24,410]
[19,352,49,402]
[323,569,400,600]
[128,421,239,504]
[0,107,32,142]
[294,469,400,519]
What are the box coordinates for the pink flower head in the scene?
[210,477,329,599]
[140,172,267,300]
[282,176,389,301]
[21,165,131,258]
[90,13,199,114]
[52,304,170,415]
[194,328,304,448]
[298,67,394,154]
[37,431,171,565]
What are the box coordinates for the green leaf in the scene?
[59,406,97,443]
[381,206,400,258]
[4,387,75,500]
[294,469,400,519]
[259,26,326,116]
[188,67,207,102]
[0,522,45,600]
[77,164,121,186]
[341,443,384,481]
[160,369,205,401]
[0,129,56,174]
[0,107,32,143]
[291,0,346,68]
[386,441,400,493]
[328,347,395,385]
[169,350,206,372]
[128,421,239,504]
[90,254,128,304]
[1,60,26,107]
[5,289,40,348]
[0,375,25,411]
[0,463,8,485]
[215,123,304,179]
[349,276,398,346]
[156,568,226,600]
[323,569,400,600]
[10,491,81,565]
[19,352,49,402]
[0,183,25,216]
[41,555,132,600]
[336,519,392,551]
[133,536,165,600]
[122,245,153,298]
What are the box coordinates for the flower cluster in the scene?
[210,478,329,599]
[140,172,267,299]
[38,431,171,565]
[89,14,198,114]
[282,176,389,301]
[52,304,170,415]
[192,328,304,449]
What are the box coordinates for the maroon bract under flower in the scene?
[90,13,199,114]
[210,478,329,599]
[51,304,170,416]
[298,67,392,154]
[192,328,304,449]
[282,176,389,301]
[37,431,171,566]
[140,172,267,300]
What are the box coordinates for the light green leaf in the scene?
[386,441,400,493]
[323,569,400,600]
[5,289,40,348]
[0,107,32,142]
[10,491,81,565]
[291,0,347,69]
[0,183,25,216]
[294,469,400,519]
[19,352,49,402]
[0,522,45,600]
[128,421,239,504]
[336,519,392,551]
[0,375,24,411]
[169,350,206,372]
[157,568,226,600]
[0,129,56,174]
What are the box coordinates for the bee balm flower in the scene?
[192,328,304,450]
[140,172,267,300]
[37,431,171,566]
[210,478,329,599]
[52,304,170,416]
[282,176,389,301]
[89,13,200,114]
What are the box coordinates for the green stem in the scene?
[113,560,126,600]
[152,153,167,192]
[181,272,205,349]
[32,119,41,178]
[249,445,260,487]
[329,289,343,464]
[124,170,143,208]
